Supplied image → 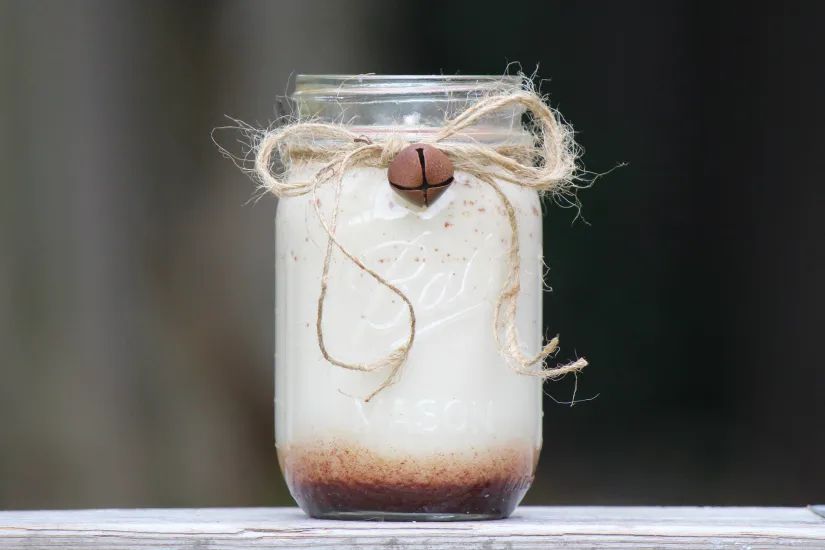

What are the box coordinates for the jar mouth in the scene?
[294,74,524,99]
[292,74,527,136]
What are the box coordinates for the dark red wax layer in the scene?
[279,441,537,519]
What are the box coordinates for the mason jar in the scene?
[274,75,545,520]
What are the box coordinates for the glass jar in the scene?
[275,75,545,520]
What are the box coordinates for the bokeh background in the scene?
[1,0,823,509]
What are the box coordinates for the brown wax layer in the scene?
[278,441,538,519]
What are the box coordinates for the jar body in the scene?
[275,163,545,520]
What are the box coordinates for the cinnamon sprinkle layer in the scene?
[279,440,538,519]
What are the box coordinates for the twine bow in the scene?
[255,86,587,400]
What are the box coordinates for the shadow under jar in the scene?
[275,75,545,521]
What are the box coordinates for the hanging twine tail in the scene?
[483,174,588,378]
[310,146,417,402]
[253,77,588,399]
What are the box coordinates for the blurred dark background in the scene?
[1,0,823,509]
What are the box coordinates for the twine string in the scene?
[310,145,416,402]
[255,85,587,399]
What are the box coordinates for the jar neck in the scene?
[292,74,529,143]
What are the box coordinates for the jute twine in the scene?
[254,83,588,401]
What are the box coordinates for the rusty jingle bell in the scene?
[387,143,455,207]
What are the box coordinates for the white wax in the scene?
[274,165,544,458]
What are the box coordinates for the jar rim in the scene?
[291,75,527,139]
[293,74,524,98]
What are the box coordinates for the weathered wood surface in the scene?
[1,506,824,549]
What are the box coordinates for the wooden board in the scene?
[1,506,824,549]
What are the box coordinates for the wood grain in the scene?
[1,506,824,549]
